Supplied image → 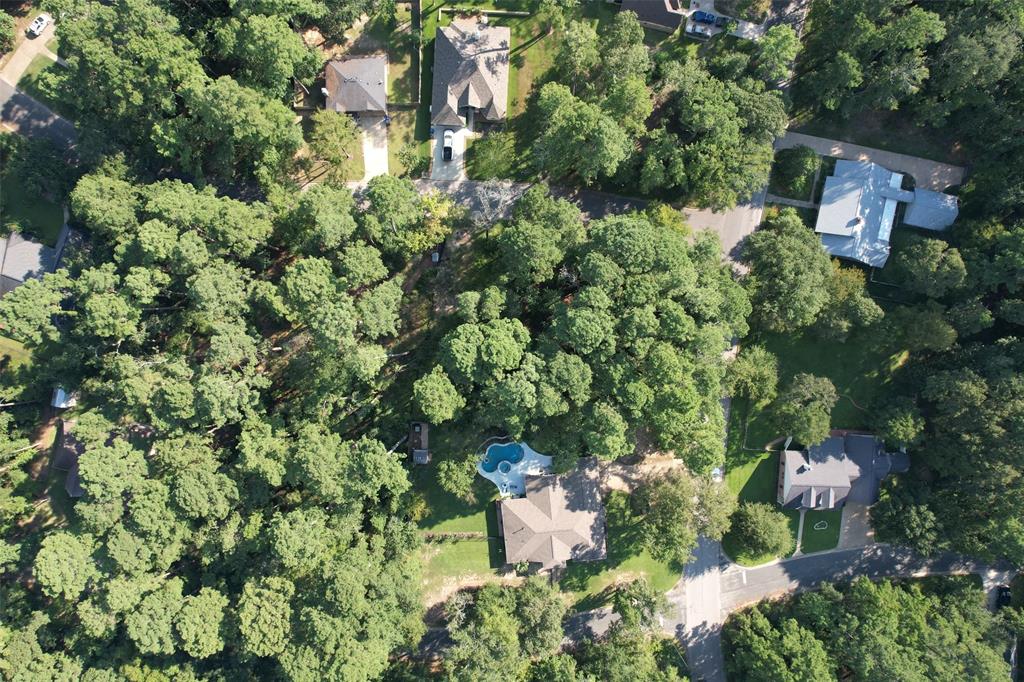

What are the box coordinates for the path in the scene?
[776,131,965,191]
[764,192,816,209]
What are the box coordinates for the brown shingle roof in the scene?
[431,18,509,127]
[499,462,606,569]
[325,56,387,113]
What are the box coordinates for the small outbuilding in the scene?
[409,421,430,464]
[325,55,387,114]
[51,386,78,409]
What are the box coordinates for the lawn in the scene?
[559,491,679,611]
[0,171,63,247]
[386,108,429,176]
[0,335,31,370]
[801,509,841,553]
[361,4,418,103]
[16,54,64,116]
[720,449,801,565]
[420,538,500,600]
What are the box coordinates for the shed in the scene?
[410,421,430,464]
[51,386,78,409]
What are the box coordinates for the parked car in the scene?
[442,130,454,162]
[996,585,1013,610]
[692,11,715,24]
[27,14,50,38]
[715,15,731,27]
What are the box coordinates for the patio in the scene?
[476,440,551,498]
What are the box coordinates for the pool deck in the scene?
[477,441,552,498]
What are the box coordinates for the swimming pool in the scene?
[480,442,524,473]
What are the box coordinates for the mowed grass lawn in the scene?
[801,509,842,553]
[720,449,800,565]
[17,54,65,117]
[0,336,31,370]
[0,172,64,247]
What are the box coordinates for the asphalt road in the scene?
[720,544,1012,612]
[677,536,727,682]
[0,78,76,148]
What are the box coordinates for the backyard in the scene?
[0,170,63,247]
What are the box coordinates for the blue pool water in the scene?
[481,442,524,473]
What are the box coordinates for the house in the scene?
[497,460,606,571]
[409,421,430,464]
[778,433,911,510]
[51,419,84,498]
[814,160,958,267]
[0,232,57,296]
[430,17,510,129]
[621,0,685,33]
[325,56,387,114]
[778,437,852,510]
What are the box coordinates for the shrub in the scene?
[730,502,794,560]
[771,145,819,199]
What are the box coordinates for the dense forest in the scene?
[0,0,1022,679]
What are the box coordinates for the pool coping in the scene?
[476,439,552,498]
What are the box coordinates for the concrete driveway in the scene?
[357,114,388,181]
[683,185,767,267]
[0,16,58,85]
[430,126,468,181]
[777,131,966,191]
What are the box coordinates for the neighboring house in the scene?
[409,421,430,464]
[0,232,56,296]
[621,0,685,32]
[325,56,387,114]
[430,17,510,129]
[778,433,910,510]
[815,160,959,267]
[51,419,84,498]
[497,460,607,571]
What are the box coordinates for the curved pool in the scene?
[481,442,524,473]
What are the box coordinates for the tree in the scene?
[308,110,363,186]
[597,10,650,90]
[873,396,924,445]
[634,470,732,565]
[724,608,834,682]
[0,12,15,53]
[729,502,794,559]
[772,373,837,446]
[125,578,184,655]
[811,261,883,342]
[214,13,318,96]
[514,578,567,657]
[33,532,98,602]
[531,82,631,184]
[883,302,957,352]
[238,576,295,657]
[754,24,801,82]
[727,345,779,409]
[175,588,229,659]
[436,456,477,503]
[890,235,966,298]
[742,208,833,332]
[771,145,818,199]
[797,0,946,115]
[556,20,599,93]
[414,367,466,424]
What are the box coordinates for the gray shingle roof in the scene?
[431,18,510,127]
[903,189,958,231]
[780,437,853,509]
[498,461,606,569]
[325,56,387,113]
[0,232,57,296]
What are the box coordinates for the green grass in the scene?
[16,54,63,115]
[801,509,841,553]
[465,130,519,180]
[0,336,30,370]
[720,450,800,565]
[363,5,419,103]
[420,538,498,597]
[0,172,63,247]
[387,108,429,177]
[559,491,678,611]
[812,156,838,204]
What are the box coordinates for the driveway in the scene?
[0,16,58,85]
[676,536,727,682]
[776,131,966,191]
[357,114,388,181]
[430,126,469,181]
